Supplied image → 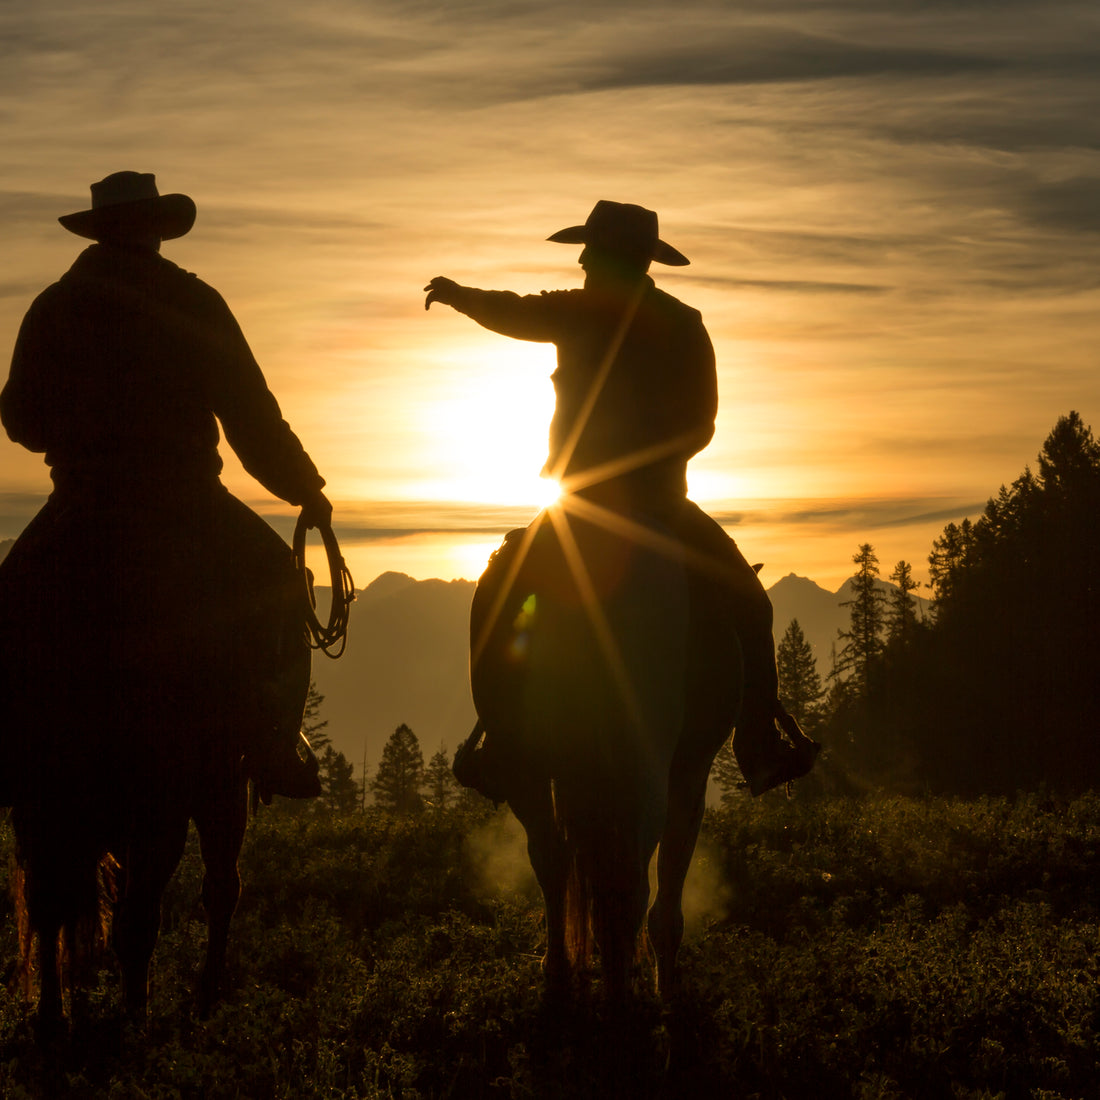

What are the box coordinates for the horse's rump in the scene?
[471,504,756,785]
[0,483,308,802]
[472,510,689,776]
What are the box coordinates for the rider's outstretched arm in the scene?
[424,276,567,344]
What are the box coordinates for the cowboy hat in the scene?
[546,200,690,266]
[59,171,196,241]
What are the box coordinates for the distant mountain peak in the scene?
[356,571,418,605]
[367,571,415,589]
[767,572,833,597]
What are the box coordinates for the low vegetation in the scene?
[2,790,1098,1098]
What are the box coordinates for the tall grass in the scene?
[1,793,1097,1098]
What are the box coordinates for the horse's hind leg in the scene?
[33,917,65,1039]
[509,775,570,997]
[597,839,653,1006]
[18,845,83,1037]
[114,815,190,1023]
[647,737,718,1000]
[194,777,248,1016]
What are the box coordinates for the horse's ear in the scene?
[752,562,764,574]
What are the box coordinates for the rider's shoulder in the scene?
[652,284,705,324]
[157,254,203,285]
[536,288,583,308]
[158,258,231,309]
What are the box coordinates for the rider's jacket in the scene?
[1,243,324,506]
[447,277,717,498]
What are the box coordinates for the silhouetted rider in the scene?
[426,200,818,797]
[0,171,329,802]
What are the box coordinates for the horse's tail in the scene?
[13,861,33,1000]
[555,776,645,992]
[555,783,592,975]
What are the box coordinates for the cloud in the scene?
[0,190,72,221]
[1019,176,1100,235]
[877,91,1100,155]
[252,493,987,548]
[193,204,389,240]
[253,499,536,545]
[0,280,47,306]
[584,33,1005,94]
[693,274,889,295]
[713,496,987,533]
[2,0,1098,592]
[0,493,51,540]
[0,492,49,519]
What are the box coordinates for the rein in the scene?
[292,513,355,658]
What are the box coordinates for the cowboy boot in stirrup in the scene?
[254,731,323,804]
[453,721,508,804]
[735,700,821,797]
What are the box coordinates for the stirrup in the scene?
[253,732,322,804]
[746,741,819,797]
[743,709,821,797]
[776,707,817,753]
[452,721,507,804]
[452,722,485,786]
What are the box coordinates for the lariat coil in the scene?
[292,513,355,658]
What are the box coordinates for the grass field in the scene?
[2,791,1098,1098]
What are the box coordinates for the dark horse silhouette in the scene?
[469,492,742,1001]
[2,492,313,1034]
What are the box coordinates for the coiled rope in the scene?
[292,512,355,658]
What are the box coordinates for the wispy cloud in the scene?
[714,496,987,533]
[1,0,1097,586]
[583,35,1006,94]
[693,274,890,295]
[1019,176,1100,235]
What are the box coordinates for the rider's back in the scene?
[2,242,320,507]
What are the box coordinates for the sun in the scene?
[531,474,561,508]
[416,337,559,507]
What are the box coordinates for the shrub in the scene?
[1,794,1097,1097]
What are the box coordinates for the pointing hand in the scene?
[424,276,460,311]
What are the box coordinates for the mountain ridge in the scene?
[0,535,925,778]
[309,568,927,773]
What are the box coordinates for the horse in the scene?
[468,492,744,1002]
[1,490,320,1035]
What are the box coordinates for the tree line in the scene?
[713,410,1100,799]
[301,688,478,816]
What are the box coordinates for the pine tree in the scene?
[835,543,885,693]
[776,618,824,732]
[424,745,458,812]
[886,561,921,646]
[927,518,974,608]
[370,724,425,815]
[1037,409,1100,495]
[320,748,360,814]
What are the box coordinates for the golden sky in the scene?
[1,0,1097,591]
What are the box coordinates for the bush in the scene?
[1,793,1098,1097]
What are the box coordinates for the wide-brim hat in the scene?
[58,171,196,241]
[547,200,690,266]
